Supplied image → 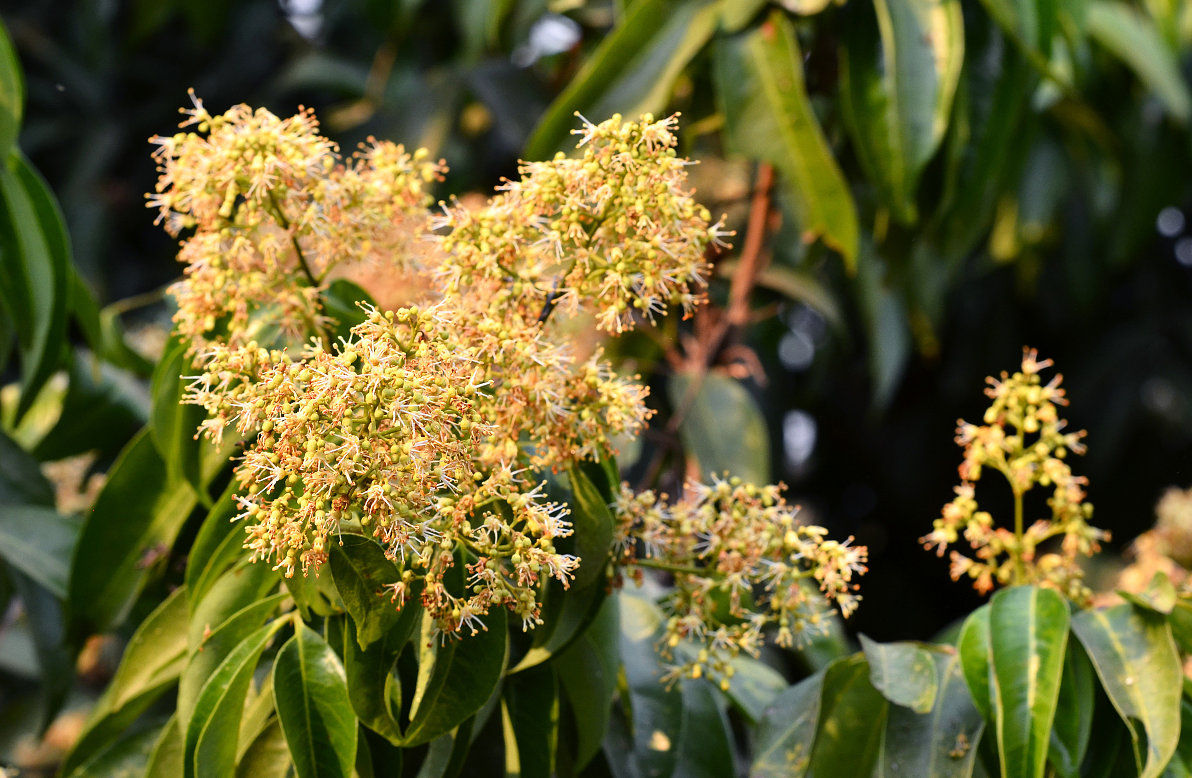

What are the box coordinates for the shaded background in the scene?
[3,0,1191,645]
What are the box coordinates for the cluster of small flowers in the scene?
[432,112,730,334]
[922,350,1109,601]
[612,476,868,687]
[148,90,443,348]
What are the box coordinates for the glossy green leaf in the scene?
[62,587,189,777]
[668,371,769,485]
[555,595,619,770]
[714,10,859,268]
[403,607,508,746]
[989,585,1069,778]
[152,333,207,503]
[0,427,52,506]
[235,719,292,778]
[875,647,985,778]
[0,20,23,161]
[1071,603,1182,778]
[618,592,684,778]
[503,663,558,778]
[0,155,69,422]
[178,591,287,731]
[186,620,286,778]
[68,721,165,778]
[808,653,889,778]
[184,482,248,609]
[957,604,993,724]
[187,557,279,646]
[718,653,787,725]
[565,463,613,591]
[285,561,346,619]
[1086,0,1191,122]
[861,634,939,714]
[838,0,964,223]
[329,533,403,650]
[67,267,102,355]
[751,668,825,778]
[33,350,147,463]
[0,504,79,598]
[509,576,605,673]
[673,679,735,778]
[145,715,183,778]
[68,428,198,637]
[1047,638,1094,778]
[524,0,718,160]
[273,621,358,778]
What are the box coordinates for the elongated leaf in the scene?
[1071,604,1182,778]
[0,20,22,161]
[875,647,985,778]
[503,663,558,778]
[187,557,279,646]
[978,0,1056,54]
[0,504,79,598]
[184,482,247,609]
[556,595,620,770]
[719,653,787,725]
[855,245,912,410]
[145,715,183,778]
[566,464,613,591]
[69,721,165,778]
[861,634,939,714]
[11,570,72,734]
[236,719,292,778]
[619,592,684,778]
[524,0,717,160]
[273,621,358,778]
[33,350,147,463]
[152,333,207,503]
[668,371,769,485]
[0,427,52,506]
[509,576,605,673]
[1086,0,1191,122]
[329,534,403,650]
[957,604,993,724]
[68,428,198,637]
[839,0,964,223]
[186,620,286,778]
[236,682,275,762]
[61,586,189,777]
[989,586,1069,778]
[751,669,825,778]
[331,600,421,744]
[808,653,889,778]
[673,679,735,778]
[0,155,69,422]
[1047,638,1094,778]
[714,10,859,268]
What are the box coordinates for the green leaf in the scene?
[503,663,558,778]
[855,245,912,410]
[11,570,72,734]
[321,280,376,345]
[0,427,53,506]
[145,715,183,778]
[273,621,359,778]
[62,586,189,778]
[68,721,165,778]
[523,0,719,160]
[402,607,508,746]
[717,653,788,725]
[331,608,419,745]
[184,482,248,609]
[875,647,985,778]
[566,463,614,591]
[68,428,198,638]
[618,592,684,778]
[236,681,276,762]
[714,10,859,269]
[98,303,156,377]
[1118,571,1177,615]
[152,333,207,503]
[751,669,825,778]
[0,20,23,161]
[0,154,70,422]
[838,0,964,223]
[721,0,769,31]
[1047,638,1094,778]
[1071,604,1182,778]
[957,604,993,724]
[186,620,286,778]
[860,634,939,714]
[508,576,605,673]
[235,719,292,778]
[329,534,403,650]
[33,350,148,463]
[1085,0,1191,122]
[668,371,769,485]
[807,653,889,778]
[285,562,346,620]
[555,595,620,770]
[988,585,1069,778]
[187,557,279,647]
[977,0,1056,54]
[1169,597,1192,653]
[673,679,735,778]
[0,504,79,598]
[178,591,287,731]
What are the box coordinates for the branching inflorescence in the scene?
[151,95,866,652]
[922,350,1108,602]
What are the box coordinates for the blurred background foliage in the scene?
[1,0,1192,769]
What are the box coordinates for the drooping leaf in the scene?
[956,604,993,724]
[186,620,286,778]
[1047,637,1094,778]
[0,504,79,598]
[565,463,614,591]
[854,245,912,410]
[668,371,769,485]
[187,557,279,644]
[503,663,558,778]
[861,634,939,714]
[524,0,720,160]
[750,668,825,778]
[672,679,736,778]
[0,20,23,162]
[145,715,183,778]
[1085,0,1192,122]
[329,533,403,650]
[714,10,859,268]
[1071,604,1182,778]
[838,0,964,223]
[33,350,148,463]
[875,647,985,778]
[184,482,248,609]
[68,429,199,637]
[62,586,189,778]
[273,621,359,778]
[236,681,276,762]
[152,333,207,503]
[555,595,620,770]
[235,719,292,778]
[988,585,1069,778]
[618,592,685,778]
